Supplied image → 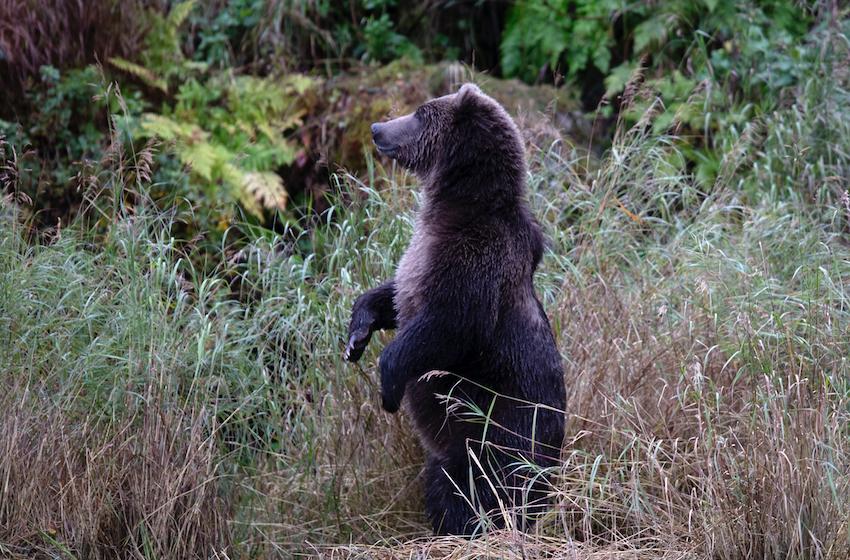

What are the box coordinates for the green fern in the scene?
[109,0,198,93]
[109,0,313,222]
[167,0,196,28]
[138,73,313,221]
[500,0,616,82]
[632,14,676,55]
[108,57,168,92]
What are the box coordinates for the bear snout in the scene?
[370,122,397,157]
[370,113,421,160]
[370,122,385,145]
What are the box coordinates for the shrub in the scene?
[501,1,813,108]
[107,1,320,263]
[0,65,147,227]
[501,0,615,83]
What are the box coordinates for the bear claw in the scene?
[344,327,372,362]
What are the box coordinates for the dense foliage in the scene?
[1,0,835,246]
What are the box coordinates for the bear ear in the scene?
[456,82,482,107]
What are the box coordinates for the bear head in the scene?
[370,84,526,202]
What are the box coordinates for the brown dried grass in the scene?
[0,0,148,95]
[0,381,230,558]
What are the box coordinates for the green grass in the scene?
[2,24,850,560]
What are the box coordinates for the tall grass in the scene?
[2,21,850,560]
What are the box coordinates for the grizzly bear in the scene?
[344,83,565,535]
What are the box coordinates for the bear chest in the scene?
[394,222,432,326]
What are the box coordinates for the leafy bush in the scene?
[501,0,615,83]
[0,65,146,224]
[359,12,423,63]
[0,0,321,262]
[106,0,319,253]
[501,1,820,190]
[502,1,813,102]
[191,0,266,69]
[259,0,495,72]
[109,1,200,93]
[611,3,821,188]
[139,74,313,222]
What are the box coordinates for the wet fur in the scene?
[346,84,566,535]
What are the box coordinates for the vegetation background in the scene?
[1,0,848,558]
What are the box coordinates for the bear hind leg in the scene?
[424,455,476,535]
[424,454,506,536]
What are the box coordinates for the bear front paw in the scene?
[344,302,376,362]
[381,391,401,413]
[344,327,371,362]
[380,374,404,413]
[379,345,405,413]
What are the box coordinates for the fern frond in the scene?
[180,141,232,182]
[243,171,287,213]
[109,57,167,92]
[139,114,203,142]
[219,164,262,219]
[633,14,675,55]
[168,0,196,28]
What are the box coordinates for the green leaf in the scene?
[592,40,612,74]
[633,15,672,54]
[168,0,197,28]
[109,58,168,93]
[180,141,232,182]
[139,114,198,141]
[604,62,637,99]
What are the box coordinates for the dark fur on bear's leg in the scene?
[425,450,547,536]
[424,455,482,536]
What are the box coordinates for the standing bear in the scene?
[344,83,566,535]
